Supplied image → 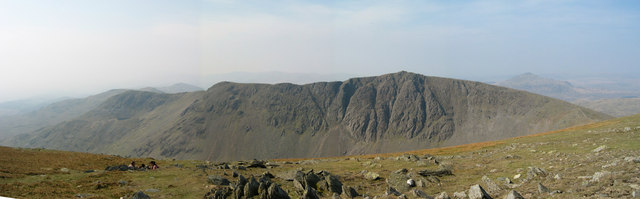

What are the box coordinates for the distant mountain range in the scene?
[0,97,69,117]
[3,72,609,161]
[201,71,355,86]
[139,83,204,94]
[0,83,202,140]
[496,73,640,117]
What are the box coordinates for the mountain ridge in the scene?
[8,72,610,161]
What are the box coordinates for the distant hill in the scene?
[495,72,586,101]
[496,72,640,116]
[139,83,203,94]
[0,97,68,117]
[202,71,354,86]
[0,89,127,140]
[9,72,610,161]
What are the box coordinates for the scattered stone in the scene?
[84,170,95,173]
[343,186,359,198]
[208,175,230,185]
[386,186,402,196]
[503,190,524,199]
[203,187,232,199]
[591,171,612,182]
[468,184,492,199]
[316,179,330,194]
[416,159,437,167]
[75,193,94,198]
[537,183,550,194]
[333,193,342,199]
[294,178,305,192]
[245,177,259,198]
[217,164,230,170]
[276,170,298,181]
[265,162,280,168]
[303,184,320,199]
[263,171,275,179]
[60,168,70,173]
[489,169,498,173]
[526,167,547,179]
[145,188,160,193]
[453,191,467,199]
[398,154,420,161]
[267,183,291,199]
[105,165,130,171]
[632,190,640,198]
[592,145,607,153]
[513,174,521,180]
[196,164,209,170]
[416,180,425,187]
[398,194,408,199]
[504,155,521,159]
[301,160,320,165]
[407,179,416,187]
[554,174,561,180]
[434,192,450,199]
[550,190,563,195]
[426,176,440,184]
[625,157,640,163]
[387,168,411,192]
[248,159,267,168]
[118,180,128,186]
[130,191,151,199]
[232,171,239,178]
[503,178,512,184]
[411,189,432,198]
[326,174,344,194]
[481,175,502,194]
[262,182,272,198]
[365,171,381,180]
[417,168,453,177]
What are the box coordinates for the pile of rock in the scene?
[204,173,289,199]
[292,170,351,198]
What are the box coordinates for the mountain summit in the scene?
[10,72,610,161]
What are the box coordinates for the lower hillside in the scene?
[2,114,639,198]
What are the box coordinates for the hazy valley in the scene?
[496,73,640,117]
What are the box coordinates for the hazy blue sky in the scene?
[1,0,639,102]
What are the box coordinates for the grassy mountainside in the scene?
[11,72,610,161]
[1,114,639,198]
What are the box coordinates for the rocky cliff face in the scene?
[11,72,611,161]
